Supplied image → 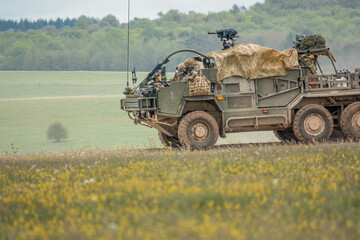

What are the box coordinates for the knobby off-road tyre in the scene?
[340,102,360,141]
[292,104,333,142]
[158,131,182,149]
[275,128,345,143]
[178,111,219,150]
[273,130,298,143]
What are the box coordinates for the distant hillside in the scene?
[0,0,359,71]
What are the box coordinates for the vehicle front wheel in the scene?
[292,104,333,142]
[340,102,360,141]
[158,131,182,149]
[178,111,219,150]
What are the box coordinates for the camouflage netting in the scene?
[189,73,210,96]
[207,44,299,81]
[299,35,326,50]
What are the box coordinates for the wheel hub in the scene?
[190,122,209,142]
[304,113,325,136]
[351,112,360,131]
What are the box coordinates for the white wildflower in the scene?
[108,222,117,230]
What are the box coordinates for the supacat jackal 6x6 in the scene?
[121,30,360,150]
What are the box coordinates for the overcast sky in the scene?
[0,0,264,23]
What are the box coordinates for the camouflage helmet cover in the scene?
[184,58,197,68]
[177,63,185,71]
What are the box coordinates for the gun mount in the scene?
[208,29,239,50]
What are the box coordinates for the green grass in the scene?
[0,72,125,85]
[0,71,147,99]
[1,143,359,239]
[0,71,277,155]
[0,97,158,154]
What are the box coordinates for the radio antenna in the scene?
[126,0,131,87]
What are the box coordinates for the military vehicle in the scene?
[120,30,360,150]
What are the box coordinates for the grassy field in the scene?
[0,71,277,155]
[0,71,130,99]
[0,143,359,239]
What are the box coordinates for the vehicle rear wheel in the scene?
[273,130,298,143]
[277,128,345,143]
[158,131,182,149]
[292,104,333,142]
[340,102,360,141]
[178,111,219,150]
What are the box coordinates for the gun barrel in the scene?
[297,48,329,54]
[208,32,217,34]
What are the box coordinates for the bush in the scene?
[47,122,68,142]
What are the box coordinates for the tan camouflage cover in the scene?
[207,44,299,81]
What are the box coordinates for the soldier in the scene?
[152,71,164,89]
[182,58,199,82]
[174,63,186,82]
[153,72,161,81]
[304,55,317,75]
[167,63,185,84]
[184,58,197,72]
[293,34,305,49]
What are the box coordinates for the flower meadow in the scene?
[1,143,359,240]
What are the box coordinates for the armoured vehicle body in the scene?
[120,35,360,150]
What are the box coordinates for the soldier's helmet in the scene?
[153,72,161,80]
[184,58,197,69]
[177,63,185,72]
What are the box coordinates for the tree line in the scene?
[0,18,80,32]
[0,0,359,72]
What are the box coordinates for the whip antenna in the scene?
[126,0,131,87]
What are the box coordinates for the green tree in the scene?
[230,4,241,15]
[47,122,68,142]
[99,15,120,28]
[75,15,92,29]
[5,41,32,56]
[0,54,6,68]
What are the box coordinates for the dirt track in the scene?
[2,140,351,160]
[0,142,284,160]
